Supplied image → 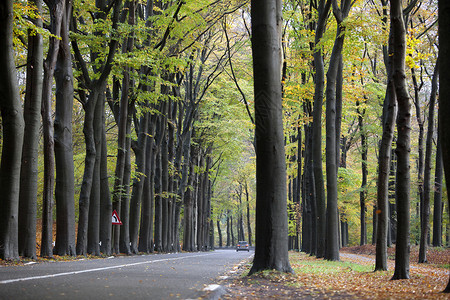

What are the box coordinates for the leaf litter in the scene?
[217,245,449,299]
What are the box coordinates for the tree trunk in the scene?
[245,183,252,246]
[438,0,450,291]
[99,120,112,255]
[312,0,331,259]
[226,213,231,247]
[183,146,196,252]
[375,2,397,272]
[40,0,64,258]
[119,127,132,255]
[411,65,424,232]
[18,0,43,259]
[432,129,443,247]
[324,0,352,261]
[391,0,412,280]
[357,100,368,246]
[53,0,76,256]
[217,217,223,247]
[87,92,103,256]
[419,59,439,263]
[130,114,148,253]
[0,0,25,261]
[249,0,292,274]
[139,117,155,253]
[302,122,314,254]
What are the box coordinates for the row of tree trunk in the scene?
[284,0,445,283]
[0,0,234,260]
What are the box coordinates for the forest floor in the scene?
[215,245,450,299]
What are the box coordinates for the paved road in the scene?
[0,249,253,300]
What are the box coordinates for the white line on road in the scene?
[0,253,216,284]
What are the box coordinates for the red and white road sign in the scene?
[112,210,122,225]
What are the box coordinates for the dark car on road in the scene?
[236,241,249,252]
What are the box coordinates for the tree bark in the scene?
[391,0,412,280]
[419,58,439,263]
[99,119,112,255]
[53,0,76,256]
[0,0,25,261]
[18,0,43,259]
[324,0,353,261]
[40,0,64,258]
[357,100,367,246]
[432,129,443,247]
[245,182,252,246]
[311,0,331,259]
[249,0,292,274]
[438,0,450,291]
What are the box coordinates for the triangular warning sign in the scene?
[112,210,122,225]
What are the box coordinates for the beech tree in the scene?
[324,0,354,262]
[18,0,43,259]
[0,0,25,260]
[438,0,450,293]
[375,0,397,272]
[53,0,76,257]
[391,0,412,280]
[249,0,292,274]
[311,0,331,259]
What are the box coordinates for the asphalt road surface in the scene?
[0,249,253,300]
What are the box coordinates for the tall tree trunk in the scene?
[312,0,331,259]
[87,93,103,256]
[112,58,131,253]
[438,0,450,291]
[419,58,439,263]
[411,66,424,228]
[249,0,292,274]
[130,114,148,254]
[183,146,196,251]
[99,119,112,255]
[324,0,352,261]
[0,0,25,261]
[302,122,314,254]
[217,217,223,247]
[77,87,101,256]
[375,2,397,272]
[432,129,443,247]
[391,0,412,280]
[53,0,76,256]
[226,212,231,247]
[139,117,155,253]
[18,0,43,259]
[119,126,132,255]
[245,183,252,246]
[357,100,368,246]
[40,0,64,258]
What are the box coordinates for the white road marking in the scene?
[0,253,215,284]
[204,284,221,291]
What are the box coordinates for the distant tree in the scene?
[432,131,443,247]
[249,0,292,274]
[0,0,25,260]
[419,58,439,263]
[438,0,450,292]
